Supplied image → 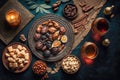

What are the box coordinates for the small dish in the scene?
[32,60,47,75]
[63,4,78,20]
[61,55,80,74]
[2,42,32,73]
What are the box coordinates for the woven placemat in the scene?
[71,0,107,50]
[0,0,34,44]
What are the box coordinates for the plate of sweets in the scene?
[28,14,74,62]
[2,42,32,73]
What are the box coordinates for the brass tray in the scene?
[28,14,74,62]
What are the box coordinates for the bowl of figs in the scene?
[28,14,74,62]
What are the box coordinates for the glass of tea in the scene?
[91,17,109,41]
[80,42,98,60]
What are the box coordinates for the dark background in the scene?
[0,0,120,80]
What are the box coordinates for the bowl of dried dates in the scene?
[28,14,74,62]
[63,4,78,20]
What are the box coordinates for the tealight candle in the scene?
[5,9,21,28]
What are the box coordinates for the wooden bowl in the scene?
[2,42,32,73]
[63,4,78,20]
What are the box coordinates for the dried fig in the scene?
[52,40,61,48]
[61,35,68,43]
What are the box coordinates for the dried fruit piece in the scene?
[43,50,51,58]
[60,26,66,35]
[41,26,48,34]
[34,33,41,41]
[52,21,60,29]
[42,21,49,25]
[52,31,59,40]
[41,45,47,51]
[41,35,47,40]
[48,22,54,27]
[20,34,26,42]
[48,27,57,33]
[35,41,43,50]
[52,40,61,48]
[51,47,59,55]
[61,35,68,43]
[36,25,43,33]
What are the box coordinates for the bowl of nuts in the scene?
[32,60,47,75]
[28,14,74,62]
[2,42,32,73]
[61,55,80,74]
[63,4,78,20]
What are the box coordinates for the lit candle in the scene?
[5,9,21,28]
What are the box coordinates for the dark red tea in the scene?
[85,45,96,58]
[97,19,109,33]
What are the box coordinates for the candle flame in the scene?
[10,15,15,20]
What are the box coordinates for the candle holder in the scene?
[5,9,21,28]
[81,42,98,60]
[91,17,109,41]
